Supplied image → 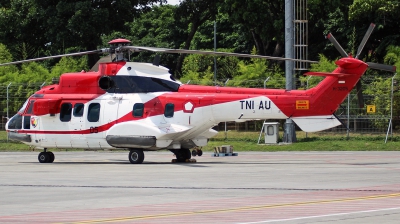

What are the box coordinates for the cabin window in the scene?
[73,103,84,117]
[60,103,72,122]
[23,116,31,129]
[88,103,100,122]
[164,103,174,118]
[132,103,144,117]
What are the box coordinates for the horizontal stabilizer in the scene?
[292,115,341,132]
[304,72,354,77]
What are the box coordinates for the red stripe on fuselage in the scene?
[16,92,260,135]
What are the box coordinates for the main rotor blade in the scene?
[367,62,397,73]
[326,33,348,58]
[355,23,375,59]
[0,49,109,67]
[122,46,318,63]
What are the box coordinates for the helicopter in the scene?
[3,23,396,164]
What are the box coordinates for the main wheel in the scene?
[48,152,55,163]
[175,148,191,162]
[38,152,50,163]
[128,149,144,164]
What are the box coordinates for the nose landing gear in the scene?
[128,149,145,164]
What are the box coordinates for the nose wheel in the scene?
[38,150,55,163]
[128,149,144,164]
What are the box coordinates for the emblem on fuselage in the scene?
[183,101,195,113]
[31,117,38,128]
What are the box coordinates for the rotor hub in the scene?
[109,39,131,61]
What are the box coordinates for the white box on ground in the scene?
[264,122,280,144]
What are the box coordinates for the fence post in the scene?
[347,94,350,139]
[385,73,397,143]
[6,82,12,142]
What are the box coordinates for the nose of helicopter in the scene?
[5,114,32,143]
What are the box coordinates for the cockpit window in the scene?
[105,76,180,93]
[7,114,22,129]
[26,101,35,114]
[18,99,29,114]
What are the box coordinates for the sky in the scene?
[166,0,180,5]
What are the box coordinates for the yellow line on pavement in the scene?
[60,192,400,224]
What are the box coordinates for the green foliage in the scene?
[0,53,88,115]
[220,0,285,56]
[122,4,183,74]
[51,56,88,77]
[349,0,400,59]
[228,47,284,88]
[180,48,240,85]
[299,54,336,89]
[0,44,17,82]
[307,0,353,60]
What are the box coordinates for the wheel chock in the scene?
[171,158,197,163]
[186,159,197,163]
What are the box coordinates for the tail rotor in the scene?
[326,23,396,108]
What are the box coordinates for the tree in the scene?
[51,56,88,78]
[0,43,17,83]
[349,0,400,61]
[299,54,336,89]
[0,0,45,60]
[307,0,354,60]
[123,5,184,75]
[220,0,285,58]
[174,0,219,76]
[179,48,240,85]
[0,0,165,68]
[231,47,285,88]
[191,12,252,54]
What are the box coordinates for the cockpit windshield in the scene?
[18,98,29,114]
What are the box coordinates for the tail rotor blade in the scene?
[367,62,397,72]
[355,23,376,59]
[326,33,348,57]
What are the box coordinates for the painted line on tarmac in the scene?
[59,192,400,224]
[0,184,394,192]
[236,207,400,223]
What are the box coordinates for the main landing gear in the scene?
[191,147,203,157]
[128,149,144,164]
[170,148,199,163]
[38,148,55,163]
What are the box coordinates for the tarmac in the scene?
[1,151,400,223]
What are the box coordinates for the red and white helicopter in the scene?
[4,23,396,164]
